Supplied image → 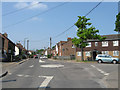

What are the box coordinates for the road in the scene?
[1,58,118,88]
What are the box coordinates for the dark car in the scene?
[34,55,38,59]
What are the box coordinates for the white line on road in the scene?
[91,65,109,76]
[24,75,30,77]
[29,65,34,68]
[8,73,12,75]
[17,74,23,77]
[39,59,45,63]
[38,76,53,88]
[40,64,64,68]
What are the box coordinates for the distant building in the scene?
[44,47,51,56]
[16,43,27,55]
[54,38,76,60]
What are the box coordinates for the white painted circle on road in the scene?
[40,64,64,68]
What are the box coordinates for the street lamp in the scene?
[24,38,28,49]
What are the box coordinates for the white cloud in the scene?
[29,2,48,10]
[14,2,28,9]
[30,17,43,21]
[14,2,48,10]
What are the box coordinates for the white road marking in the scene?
[40,64,64,68]
[39,59,45,63]
[38,76,53,88]
[91,65,109,76]
[8,73,12,75]
[29,65,34,68]
[24,75,30,77]
[17,74,23,77]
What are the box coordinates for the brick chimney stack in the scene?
[3,33,8,37]
[67,37,72,41]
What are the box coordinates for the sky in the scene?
[2,2,119,50]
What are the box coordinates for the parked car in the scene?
[40,55,47,59]
[34,55,38,59]
[22,54,27,59]
[96,54,119,64]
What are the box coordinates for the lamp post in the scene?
[24,38,28,49]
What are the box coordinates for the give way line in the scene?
[38,76,53,88]
[91,65,109,76]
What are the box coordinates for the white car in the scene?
[40,55,47,59]
[96,54,119,64]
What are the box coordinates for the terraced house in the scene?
[76,34,120,61]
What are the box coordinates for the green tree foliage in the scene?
[36,49,44,54]
[52,45,56,49]
[114,12,120,32]
[72,16,106,61]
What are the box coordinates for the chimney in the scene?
[3,33,8,37]
[67,37,71,41]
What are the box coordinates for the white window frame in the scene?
[77,52,81,56]
[85,51,90,56]
[86,42,91,47]
[113,41,119,46]
[113,51,119,56]
[95,42,98,47]
[102,41,108,47]
[72,45,75,48]
[102,51,109,55]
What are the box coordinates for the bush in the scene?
[47,54,51,58]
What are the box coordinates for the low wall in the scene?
[53,56,75,60]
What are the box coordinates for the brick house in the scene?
[16,43,27,54]
[55,38,76,59]
[56,41,67,56]
[0,33,15,61]
[51,47,56,56]
[76,34,120,60]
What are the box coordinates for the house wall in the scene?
[76,40,120,60]
[61,40,76,56]
[15,46,19,56]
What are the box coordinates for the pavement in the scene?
[0,58,29,78]
[0,58,119,88]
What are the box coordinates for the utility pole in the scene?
[24,38,28,49]
[27,40,29,51]
[50,37,52,55]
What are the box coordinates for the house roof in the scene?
[0,33,15,45]
[87,34,120,41]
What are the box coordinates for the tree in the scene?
[72,16,106,61]
[36,49,44,55]
[52,45,56,49]
[114,12,120,33]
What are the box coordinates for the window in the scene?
[102,51,109,55]
[86,42,91,47]
[102,41,108,47]
[85,51,90,56]
[72,45,75,48]
[113,51,119,56]
[77,52,81,56]
[95,42,98,46]
[113,41,119,46]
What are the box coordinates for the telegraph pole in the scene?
[27,40,29,51]
[24,38,28,49]
[50,37,52,55]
